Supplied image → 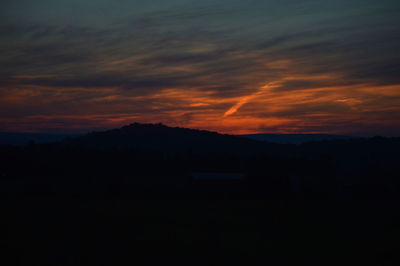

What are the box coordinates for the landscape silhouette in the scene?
[2,123,400,265]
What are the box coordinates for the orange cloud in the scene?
[2,59,400,136]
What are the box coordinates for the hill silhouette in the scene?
[1,122,398,200]
[60,122,273,155]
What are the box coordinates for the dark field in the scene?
[4,200,400,266]
[2,124,400,265]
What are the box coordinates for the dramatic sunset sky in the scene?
[1,0,400,135]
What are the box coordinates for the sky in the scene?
[1,0,400,135]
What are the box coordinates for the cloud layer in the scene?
[1,0,400,135]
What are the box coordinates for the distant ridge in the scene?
[238,133,358,144]
[0,132,79,146]
[0,127,364,147]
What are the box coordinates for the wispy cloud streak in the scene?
[223,82,280,117]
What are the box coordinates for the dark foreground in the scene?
[3,200,400,266]
[2,124,400,265]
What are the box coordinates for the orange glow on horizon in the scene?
[2,62,400,136]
